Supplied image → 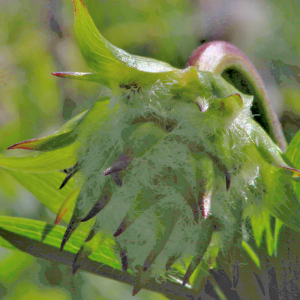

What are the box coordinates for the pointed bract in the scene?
[81,195,109,222]
[8,111,87,151]
[55,188,80,225]
[72,0,177,89]
[60,214,81,251]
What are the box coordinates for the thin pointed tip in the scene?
[60,216,79,252]
[7,139,39,150]
[60,167,79,190]
[225,169,231,191]
[182,276,189,286]
[55,216,62,225]
[165,261,173,271]
[59,176,70,189]
[132,287,141,296]
[81,198,104,222]
[60,241,65,252]
[72,0,88,14]
[72,265,80,275]
[60,231,70,251]
[52,72,62,77]
[113,221,126,237]
[60,230,70,252]
[55,208,68,225]
[52,72,75,78]
[6,144,15,150]
[120,249,128,272]
[103,168,111,176]
[142,258,150,272]
[183,270,191,286]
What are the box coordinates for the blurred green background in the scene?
[1,0,300,299]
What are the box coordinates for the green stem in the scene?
[187,41,287,152]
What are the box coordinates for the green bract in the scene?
[3,0,300,295]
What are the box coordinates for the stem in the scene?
[187,41,287,152]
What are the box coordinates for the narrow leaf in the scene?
[242,241,260,269]
[52,72,106,83]
[247,119,300,176]
[72,0,176,88]
[55,188,80,225]
[3,169,75,222]
[285,130,300,198]
[0,216,120,269]
[262,166,300,234]
[0,143,78,172]
[7,110,87,151]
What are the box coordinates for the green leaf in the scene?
[283,128,300,165]
[246,119,300,175]
[52,72,108,83]
[189,246,219,292]
[0,143,78,172]
[7,110,88,151]
[274,218,283,257]
[0,216,120,270]
[251,211,275,256]
[285,130,300,198]
[55,188,80,225]
[262,166,300,234]
[71,0,176,89]
[7,97,112,153]
[242,241,260,269]
[0,99,114,174]
[250,213,266,249]
[74,99,115,141]
[54,0,258,114]
[3,169,75,222]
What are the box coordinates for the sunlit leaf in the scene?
[7,97,112,154]
[274,218,283,257]
[251,211,274,256]
[0,143,78,173]
[3,169,75,222]
[0,216,120,270]
[55,188,80,225]
[262,166,300,234]
[7,110,88,151]
[71,0,176,89]
[285,130,300,197]
[242,241,260,269]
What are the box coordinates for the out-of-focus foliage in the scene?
[1,0,300,299]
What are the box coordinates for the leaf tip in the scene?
[7,139,39,150]
[132,287,141,297]
[113,220,126,237]
[72,0,88,14]
[120,248,128,272]
[52,72,62,77]
[55,209,68,225]
[52,72,69,78]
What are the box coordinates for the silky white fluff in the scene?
[74,75,266,278]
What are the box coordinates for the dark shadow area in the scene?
[222,69,271,137]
